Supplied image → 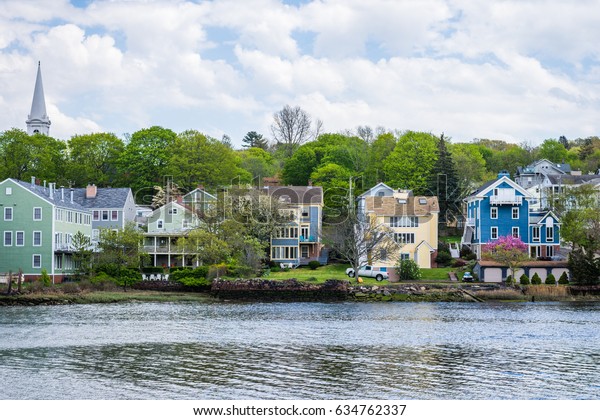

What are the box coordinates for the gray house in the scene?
[72,184,136,243]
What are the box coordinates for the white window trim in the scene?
[546,227,554,242]
[16,231,24,246]
[5,187,12,195]
[33,231,42,247]
[4,207,13,221]
[33,207,42,221]
[157,219,164,229]
[102,210,109,221]
[32,254,42,269]
[491,226,498,240]
[4,231,12,246]
[93,210,100,221]
[111,210,119,221]
[512,227,520,238]
[532,226,540,242]
[490,207,498,219]
[512,207,519,219]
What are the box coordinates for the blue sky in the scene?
[1,0,600,146]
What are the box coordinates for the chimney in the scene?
[61,187,64,201]
[49,183,54,200]
[31,176,35,187]
[70,189,74,204]
[177,196,183,204]
[197,184,204,191]
[86,184,97,199]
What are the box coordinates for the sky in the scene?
[1,0,600,147]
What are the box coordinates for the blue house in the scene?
[461,171,561,260]
[264,186,326,267]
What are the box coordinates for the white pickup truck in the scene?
[345,265,389,281]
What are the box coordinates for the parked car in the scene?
[462,272,474,282]
[345,265,389,281]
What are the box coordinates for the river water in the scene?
[0,299,599,400]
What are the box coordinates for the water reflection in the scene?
[0,301,599,399]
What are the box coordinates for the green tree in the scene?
[396,259,422,281]
[449,143,487,188]
[239,147,277,182]
[364,132,396,186]
[67,133,124,187]
[95,223,144,290]
[71,231,92,281]
[0,128,67,183]
[427,134,460,224]
[282,145,318,185]
[537,139,568,163]
[242,131,269,150]
[118,126,176,199]
[383,131,438,194]
[176,229,230,266]
[168,130,251,191]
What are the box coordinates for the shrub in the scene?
[520,274,530,285]
[438,241,450,254]
[558,272,569,285]
[435,251,452,266]
[61,282,81,294]
[452,258,467,268]
[308,260,321,270]
[40,269,52,287]
[396,259,422,281]
[505,275,514,285]
[531,273,542,285]
[176,277,211,287]
[208,263,228,280]
[460,245,477,260]
[545,273,556,285]
[270,266,281,273]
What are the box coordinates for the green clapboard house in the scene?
[0,178,92,282]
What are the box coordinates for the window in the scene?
[546,246,554,257]
[157,219,164,229]
[55,254,62,270]
[4,207,13,221]
[93,210,100,221]
[271,246,298,260]
[102,211,109,221]
[419,198,427,205]
[532,226,540,242]
[111,210,118,221]
[512,207,519,219]
[92,229,99,241]
[546,227,554,242]
[33,207,42,221]
[33,231,42,246]
[168,208,178,215]
[400,253,410,261]
[55,232,61,247]
[5,187,12,195]
[16,231,24,246]
[490,207,498,219]
[531,246,541,258]
[4,231,12,246]
[377,191,385,197]
[491,227,498,240]
[512,227,519,238]
[32,254,41,268]
[301,209,309,217]
[389,216,419,228]
[394,233,415,244]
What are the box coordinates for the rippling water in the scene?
[1,300,599,399]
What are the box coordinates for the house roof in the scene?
[476,260,568,268]
[528,210,560,225]
[263,186,323,205]
[72,187,132,209]
[7,178,88,211]
[517,159,570,176]
[466,176,532,200]
[364,195,439,216]
[183,187,217,201]
[357,182,394,198]
[546,174,600,185]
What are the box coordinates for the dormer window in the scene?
[397,199,407,204]
[377,191,385,197]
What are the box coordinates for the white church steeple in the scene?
[26,61,51,135]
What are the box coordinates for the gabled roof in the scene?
[263,186,323,205]
[466,176,532,200]
[529,210,561,225]
[5,178,88,211]
[183,187,217,202]
[148,200,194,218]
[546,174,600,185]
[415,240,436,252]
[358,182,394,198]
[72,187,132,209]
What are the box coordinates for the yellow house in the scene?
[360,184,439,271]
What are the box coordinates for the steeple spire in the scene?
[26,61,51,135]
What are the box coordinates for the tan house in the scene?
[361,184,439,271]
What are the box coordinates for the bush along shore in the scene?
[2,278,600,305]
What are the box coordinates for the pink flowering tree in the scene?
[482,235,531,282]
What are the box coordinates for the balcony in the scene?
[300,235,317,243]
[489,195,523,205]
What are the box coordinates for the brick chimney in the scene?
[86,184,97,199]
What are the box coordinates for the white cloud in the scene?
[1,0,600,145]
